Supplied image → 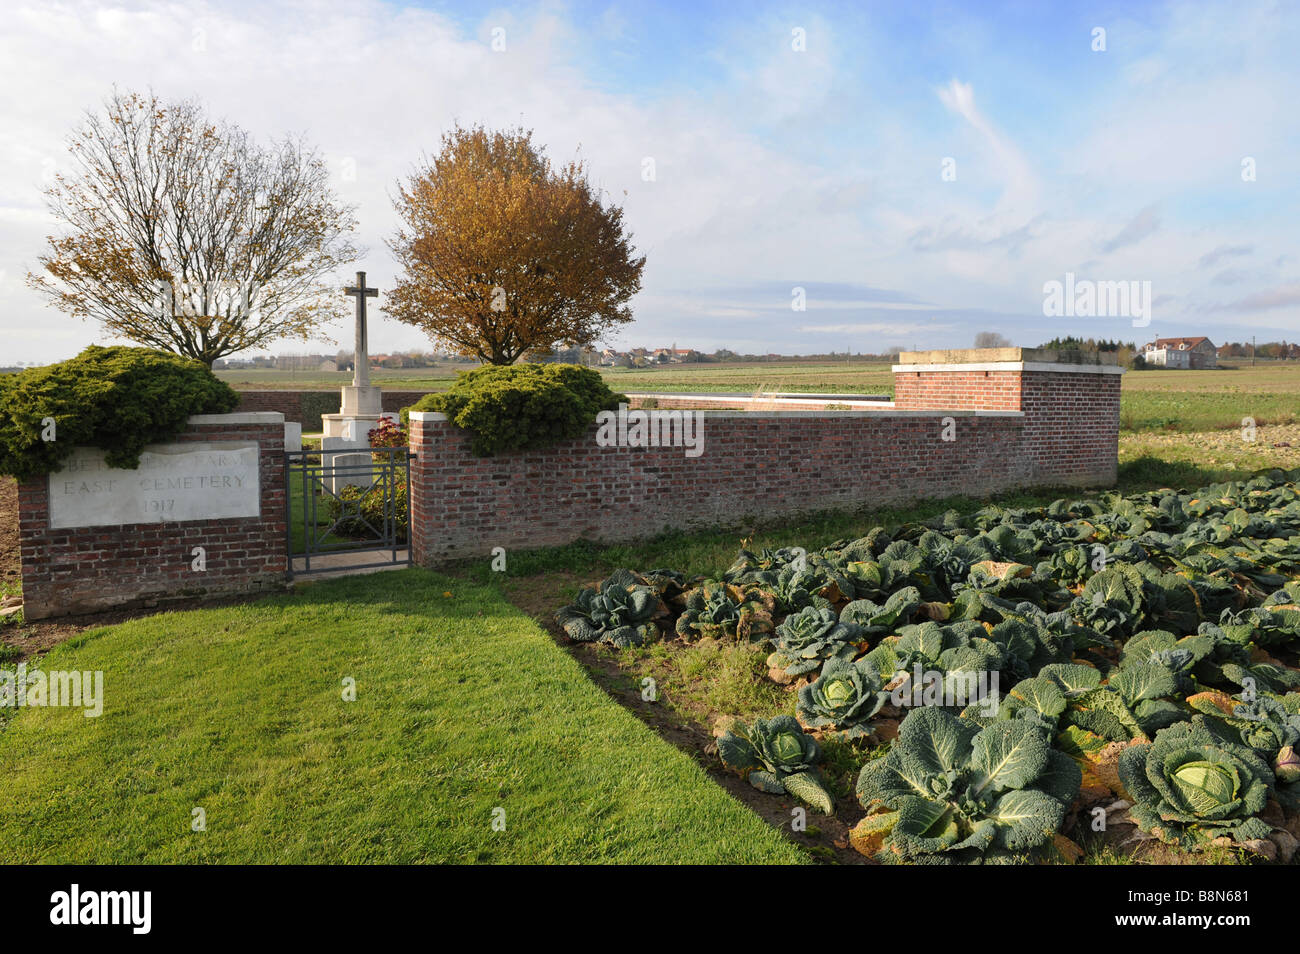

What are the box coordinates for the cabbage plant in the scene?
[796,657,888,739]
[767,605,863,678]
[554,569,664,648]
[1117,718,1275,849]
[1070,564,1147,638]
[1187,691,1300,810]
[854,707,1080,864]
[747,565,828,613]
[840,586,921,639]
[717,715,834,813]
[674,582,775,642]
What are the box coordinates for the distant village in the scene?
[205,337,1300,373]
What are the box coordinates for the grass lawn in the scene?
[0,569,806,864]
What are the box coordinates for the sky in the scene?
[2,0,1299,363]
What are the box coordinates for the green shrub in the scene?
[0,346,239,481]
[401,363,626,456]
[327,476,408,542]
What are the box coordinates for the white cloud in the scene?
[2,1,1298,362]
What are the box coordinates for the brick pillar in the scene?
[407,411,443,567]
[893,348,1123,485]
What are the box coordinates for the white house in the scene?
[1143,336,1217,369]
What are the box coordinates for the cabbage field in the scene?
[555,468,1300,864]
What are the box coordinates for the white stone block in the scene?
[49,442,260,529]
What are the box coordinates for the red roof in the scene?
[1148,336,1212,350]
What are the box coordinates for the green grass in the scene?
[1120,391,1300,432]
[226,360,1300,433]
[0,570,806,864]
[216,365,466,391]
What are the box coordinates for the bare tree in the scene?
[974,331,1014,348]
[29,90,360,366]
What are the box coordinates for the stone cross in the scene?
[344,271,379,387]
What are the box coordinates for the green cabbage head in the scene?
[717,715,834,813]
[797,657,888,739]
[1117,718,1275,849]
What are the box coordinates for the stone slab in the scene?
[284,421,302,452]
[322,413,389,442]
[897,347,1118,366]
[340,385,383,416]
[49,442,260,529]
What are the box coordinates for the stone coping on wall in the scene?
[188,411,286,425]
[408,408,1026,422]
[896,347,1120,366]
[621,392,889,409]
[891,361,1126,375]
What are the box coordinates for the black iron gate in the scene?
[285,446,412,575]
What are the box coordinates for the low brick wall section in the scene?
[409,410,1034,564]
[625,394,885,411]
[234,390,433,429]
[408,353,1122,564]
[18,414,289,619]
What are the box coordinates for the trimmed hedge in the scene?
[298,391,342,432]
[403,363,626,456]
[0,346,239,481]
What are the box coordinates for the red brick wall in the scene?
[892,369,1024,411]
[1019,371,1121,483]
[408,365,1121,564]
[17,418,288,620]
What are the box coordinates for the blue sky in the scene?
[1,0,1298,361]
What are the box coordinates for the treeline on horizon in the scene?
[7,339,1300,374]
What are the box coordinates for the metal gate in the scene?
[285,446,412,575]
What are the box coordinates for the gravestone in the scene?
[320,435,373,495]
[284,422,302,452]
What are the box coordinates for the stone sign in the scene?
[49,442,261,529]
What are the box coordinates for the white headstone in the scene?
[284,422,302,452]
[320,435,372,494]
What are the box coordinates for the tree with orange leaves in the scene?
[386,125,644,365]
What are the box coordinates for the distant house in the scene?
[1143,336,1217,369]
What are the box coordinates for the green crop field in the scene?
[222,359,1300,434]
